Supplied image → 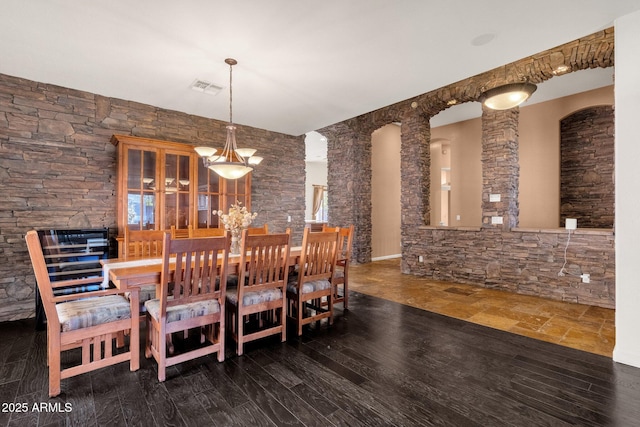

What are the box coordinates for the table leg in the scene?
[129,289,140,371]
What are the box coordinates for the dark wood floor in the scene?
[1,292,640,427]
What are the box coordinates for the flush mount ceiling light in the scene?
[195,58,262,180]
[479,81,537,110]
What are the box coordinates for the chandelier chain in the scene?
[229,60,233,124]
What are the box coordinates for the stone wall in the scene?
[0,73,305,322]
[560,106,615,228]
[322,122,373,264]
[402,227,615,309]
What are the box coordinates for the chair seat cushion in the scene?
[144,298,220,323]
[287,279,331,295]
[125,284,157,304]
[137,285,157,303]
[227,288,283,306]
[56,295,131,332]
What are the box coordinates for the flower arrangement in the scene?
[214,201,257,232]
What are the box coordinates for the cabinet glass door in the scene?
[225,174,249,211]
[126,149,157,230]
[164,153,191,231]
[197,162,222,228]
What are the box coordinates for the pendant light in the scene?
[195,58,262,180]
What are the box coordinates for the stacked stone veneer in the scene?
[319,29,616,309]
[403,228,615,309]
[561,106,615,228]
[481,107,520,229]
[0,74,305,322]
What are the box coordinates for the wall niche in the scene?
[560,105,614,228]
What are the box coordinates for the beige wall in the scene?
[430,117,483,226]
[430,85,614,228]
[372,124,401,259]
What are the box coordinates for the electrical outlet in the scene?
[581,273,590,283]
[418,255,424,263]
[287,215,291,222]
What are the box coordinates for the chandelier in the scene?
[195,58,262,180]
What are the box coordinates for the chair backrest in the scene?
[322,224,354,263]
[296,227,339,284]
[26,230,56,318]
[247,224,269,235]
[123,227,165,259]
[170,225,190,239]
[26,230,109,325]
[238,229,291,293]
[189,226,226,238]
[159,234,229,310]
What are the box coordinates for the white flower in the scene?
[213,201,257,232]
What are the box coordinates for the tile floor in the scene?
[348,258,615,357]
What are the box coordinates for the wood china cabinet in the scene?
[111,134,251,238]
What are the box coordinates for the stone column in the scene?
[401,112,431,226]
[321,122,372,263]
[400,111,430,273]
[481,106,519,229]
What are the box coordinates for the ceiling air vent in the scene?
[190,79,223,95]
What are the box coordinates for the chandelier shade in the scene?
[194,146,217,158]
[195,58,260,179]
[479,82,537,110]
[208,163,254,180]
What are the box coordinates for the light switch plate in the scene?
[489,194,501,202]
[491,216,503,225]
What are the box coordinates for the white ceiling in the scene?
[2,1,638,141]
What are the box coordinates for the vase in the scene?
[230,228,242,255]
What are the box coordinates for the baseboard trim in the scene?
[371,254,402,261]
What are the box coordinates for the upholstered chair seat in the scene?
[286,279,331,295]
[227,288,283,306]
[56,295,131,332]
[145,298,220,324]
[126,284,157,309]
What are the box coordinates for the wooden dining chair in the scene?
[25,230,137,397]
[123,227,189,352]
[123,227,165,259]
[189,226,226,238]
[247,224,269,235]
[322,224,354,310]
[121,227,166,312]
[144,233,228,381]
[226,229,291,355]
[286,227,339,336]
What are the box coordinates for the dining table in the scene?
[100,246,302,369]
